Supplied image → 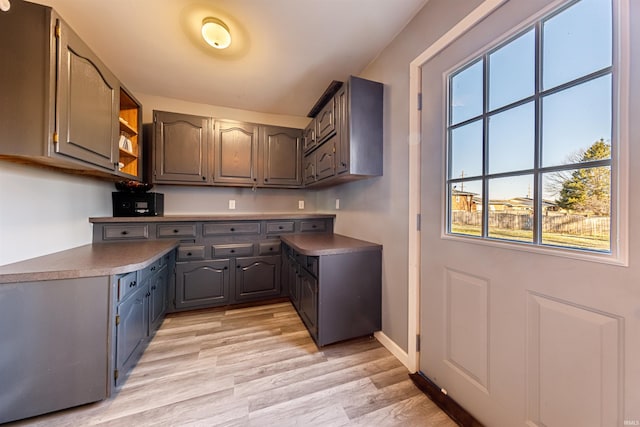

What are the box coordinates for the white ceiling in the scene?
[36,0,428,117]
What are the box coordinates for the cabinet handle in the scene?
[269,247,273,251]
[129,281,136,288]
[230,249,235,253]
[202,176,206,181]
[236,265,241,269]
[230,228,235,232]
[151,266,156,271]
[341,162,347,167]
[224,266,228,270]
[151,285,156,290]
[278,226,283,230]
[173,229,179,233]
[187,252,192,256]
[121,230,128,235]
[264,178,269,182]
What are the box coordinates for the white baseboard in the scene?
[374,331,412,371]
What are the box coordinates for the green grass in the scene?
[450,224,610,251]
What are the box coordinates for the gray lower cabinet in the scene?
[283,242,381,347]
[115,280,149,388]
[112,251,172,388]
[235,255,281,302]
[0,277,109,424]
[175,259,231,309]
[298,266,319,339]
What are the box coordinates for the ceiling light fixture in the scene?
[201,17,231,49]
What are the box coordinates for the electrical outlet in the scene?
[335,199,340,210]
[228,200,236,210]
[298,200,304,210]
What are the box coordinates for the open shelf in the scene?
[118,88,141,178]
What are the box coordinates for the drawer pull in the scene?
[278,226,283,230]
[236,265,241,269]
[224,266,228,270]
[230,227,235,232]
[121,230,128,235]
[151,266,156,271]
[269,247,273,251]
[230,249,235,253]
[129,281,136,288]
[187,252,192,256]
[173,229,179,233]
[312,225,317,229]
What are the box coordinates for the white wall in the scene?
[317,0,485,352]
[0,162,112,265]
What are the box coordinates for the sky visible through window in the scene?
[447,0,613,250]
[450,0,612,199]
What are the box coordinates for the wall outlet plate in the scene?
[298,200,304,209]
[335,199,340,209]
[229,200,236,210]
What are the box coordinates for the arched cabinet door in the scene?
[234,255,281,302]
[153,111,212,184]
[56,18,119,171]
[175,259,230,309]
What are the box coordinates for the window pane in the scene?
[542,75,612,167]
[488,102,535,174]
[450,120,483,179]
[488,175,534,242]
[489,29,535,110]
[542,0,612,90]
[542,167,610,251]
[450,180,483,237]
[450,60,483,125]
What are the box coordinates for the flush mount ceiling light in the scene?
[201,17,231,49]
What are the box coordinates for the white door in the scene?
[419,0,639,426]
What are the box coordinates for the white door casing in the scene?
[411,0,638,426]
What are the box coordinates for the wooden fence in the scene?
[451,211,610,237]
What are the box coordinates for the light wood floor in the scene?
[11,302,456,427]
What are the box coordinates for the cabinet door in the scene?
[303,119,317,153]
[115,283,149,387]
[335,86,349,174]
[299,268,318,339]
[56,18,119,171]
[148,265,168,333]
[175,260,230,309]
[288,255,301,309]
[315,98,336,143]
[260,126,302,187]
[153,111,212,184]
[314,137,336,181]
[303,153,316,185]
[214,120,259,185]
[234,255,281,302]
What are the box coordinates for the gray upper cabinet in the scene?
[260,126,302,187]
[214,120,259,186]
[153,111,212,184]
[315,98,336,144]
[303,118,317,153]
[305,76,383,187]
[0,1,141,179]
[56,19,119,171]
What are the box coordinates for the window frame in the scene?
[441,0,629,266]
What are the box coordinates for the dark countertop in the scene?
[89,213,336,223]
[281,233,381,256]
[0,240,178,284]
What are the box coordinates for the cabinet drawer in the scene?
[203,222,261,236]
[103,225,149,240]
[177,245,206,261]
[140,257,162,281]
[259,241,281,255]
[157,224,197,238]
[316,98,336,143]
[117,271,139,301]
[300,220,327,232]
[212,243,254,257]
[266,221,295,234]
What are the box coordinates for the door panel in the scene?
[418,1,637,425]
